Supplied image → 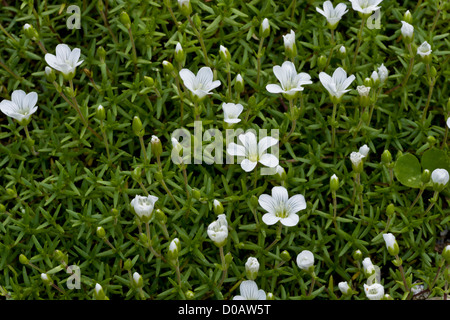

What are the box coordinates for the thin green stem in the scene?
[187,15,210,67]
[100,121,110,161]
[402,43,415,88]
[217,246,227,288]
[256,37,264,86]
[423,191,439,216]
[351,18,367,71]
[23,124,38,156]
[409,187,425,211]
[395,255,410,294]
[331,102,338,148]
[138,135,148,164]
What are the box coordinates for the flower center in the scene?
[275,203,288,218]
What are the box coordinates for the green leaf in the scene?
[421,148,450,173]
[394,153,422,188]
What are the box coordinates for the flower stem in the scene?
[217,246,227,288]
[331,102,338,148]
[421,64,435,123]
[265,223,282,252]
[395,254,410,294]
[351,17,367,71]
[23,124,38,156]
[138,135,148,164]
[145,222,165,261]
[256,37,265,86]
[307,274,316,296]
[187,15,210,67]
[423,191,439,216]
[99,120,110,161]
[409,187,424,211]
[402,44,415,88]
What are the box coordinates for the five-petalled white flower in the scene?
[319,67,355,102]
[222,102,243,124]
[349,0,383,15]
[233,280,266,300]
[258,186,306,227]
[296,250,315,271]
[227,131,278,172]
[179,67,221,101]
[130,194,159,222]
[207,214,228,247]
[316,1,348,29]
[417,41,432,58]
[364,283,384,300]
[45,44,83,79]
[0,90,38,125]
[266,61,312,99]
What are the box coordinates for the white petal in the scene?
[197,67,214,87]
[56,44,71,61]
[24,92,38,110]
[271,186,289,203]
[259,153,279,168]
[240,159,257,172]
[258,136,278,155]
[266,84,284,94]
[179,69,196,91]
[262,213,280,225]
[226,142,246,157]
[258,194,277,214]
[286,194,306,215]
[280,213,299,227]
[11,90,26,107]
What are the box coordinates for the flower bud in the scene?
[245,257,260,280]
[338,281,352,296]
[162,60,174,74]
[131,166,142,182]
[296,250,314,273]
[185,290,195,300]
[250,195,259,209]
[124,258,133,271]
[280,250,291,262]
[431,168,449,192]
[362,257,375,277]
[132,116,144,137]
[430,66,437,78]
[267,292,274,300]
[97,46,106,63]
[156,209,167,224]
[192,188,201,200]
[23,23,39,40]
[132,272,144,288]
[177,0,192,17]
[151,135,162,158]
[317,55,327,70]
[144,76,154,87]
[442,245,450,264]
[350,152,365,173]
[219,45,231,63]
[167,238,180,262]
[381,150,392,164]
[420,169,431,185]
[54,250,66,264]
[96,105,106,121]
[19,254,29,265]
[213,199,224,216]
[96,226,106,238]
[357,85,371,107]
[338,46,346,59]
[120,11,131,29]
[386,203,396,218]
[44,66,56,83]
[353,249,362,261]
[174,42,185,64]
[225,252,233,265]
[94,283,107,300]
[329,174,339,193]
[283,30,297,60]
[139,232,148,244]
[235,74,244,94]
[403,10,413,24]
[378,64,389,84]
[41,273,53,286]
[275,165,287,181]
[259,18,270,38]
[207,214,228,247]
[383,233,399,256]
[400,21,414,44]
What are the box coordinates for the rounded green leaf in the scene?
[421,148,450,173]
[394,153,422,188]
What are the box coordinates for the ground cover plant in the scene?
[0,0,449,301]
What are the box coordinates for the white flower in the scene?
[339,46,346,54]
[179,67,221,101]
[377,64,389,83]
[364,283,384,300]
[371,71,379,84]
[45,44,83,78]
[296,250,314,270]
[259,186,306,227]
[316,1,348,28]
[207,214,228,247]
[283,30,296,50]
[359,144,370,157]
[222,103,243,124]
[357,85,371,97]
[362,257,375,276]
[447,117,450,129]
[417,41,432,58]
[350,151,365,168]
[245,257,260,280]
[349,0,383,15]
[338,281,351,295]
[266,61,312,99]
[400,21,414,39]
[0,90,38,125]
[130,195,159,221]
[383,233,399,256]
[233,280,266,300]
[226,131,278,172]
[431,168,449,186]
[319,67,355,101]
[151,135,160,144]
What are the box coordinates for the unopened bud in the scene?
[178,0,192,17]
[19,254,29,265]
[245,257,260,280]
[185,290,195,300]
[219,45,231,63]
[96,226,106,238]
[421,169,431,184]
[403,10,413,24]
[120,11,131,29]
[132,116,144,137]
[174,42,185,64]
[235,74,244,94]
[381,150,392,164]
[259,18,270,38]
[213,199,224,215]
[132,272,144,288]
[162,60,174,74]
[330,174,339,192]
[167,238,180,261]
[280,250,291,262]
[23,23,39,40]
[317,55,327,69]
[151,135,162,158]
[94,283,107,300]
[156,209,167,224]
[144,76,154,87]
[96,105,106,121]
[41,273,53,285]
[386,204,396,218]
[44,67,56,83]
[124,258,133,271]
[442,245,450,264]
[97,46,106,63]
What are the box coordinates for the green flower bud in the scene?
[403,10,413,24]
[219,45,231,63]
[225,252,233,266]
[139,232,148,244]
[132,116,144,137]
[97,46,106,63]
[421,169,431,184]
[383,233,400,256]
[174,42,185,64]
[280,250,291,262]
[185,290,195,300]
[266,292,274,300]
[338,46,346,59]
[250,195,259,209]
[386,204,396,218]
[96,105,106,121]
[234,74,244,94]
[96,226,106,238]
[430,66,437,78]
[259,18,270,39]
[245,257,260,280]
[44,67,56,83]
[442,245,450,264]
[19,254,29,265]
[317,55,327,70]
[162,60,174,74]
[97,0,104,12]
[352,249,362,262]
[124,258,133,271]
[193,15,201,30]
[330,174,339,192]
[131,166,142,182]
[120,11,131,29]
[381,150,392,164]
[94,283,108,300]
[6,188,16,198]
[155,209,167,224]
[23,23,39,40]
[144,76,154,88]
[427,135,436,146]
[363,78,373,87]
[132,272,144,288]
[192,188,201,200]
[213,199,224,215]
[167,238,180,262]
[154,170,163,182]
[41,273,53,286]
[54,250,66,264]
[151,135,162,158]
[178,0,192,17]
